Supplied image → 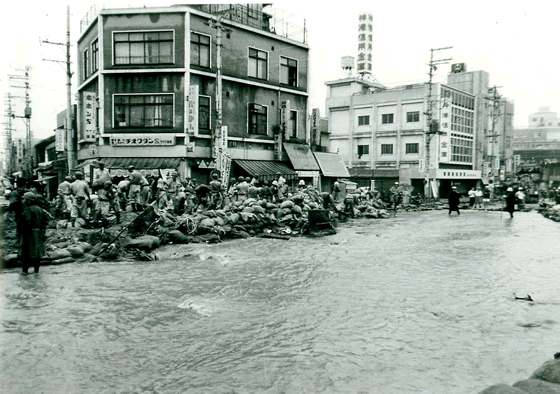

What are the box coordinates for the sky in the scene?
[1,0,559,146]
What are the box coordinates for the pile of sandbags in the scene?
[539,204,560,222]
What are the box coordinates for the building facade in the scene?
[325,77,479,197]
[528,107,560,128]
[76,4,309,186]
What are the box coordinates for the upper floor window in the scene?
[114,31,173,65]
[83,49,89,79]
[248,103,267,135]
[114,94,173,128]
[406,111,419,123]
[381,144,393,155]
[91,40,99,73]
[405,143,419,154]
[248,48,267,80]
[280,56,297,87]
[357,144,369,158]
[247,4,259,18]
[382,113,394,124]
[199,95,211,135]
[358,115,370,126]
[191,32,210,68]
[289,110,297,138]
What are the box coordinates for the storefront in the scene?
[283,143,321,188]
[85,157,182,184]
[435,169,482,197]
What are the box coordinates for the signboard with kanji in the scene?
[83,92,97,141]
[110,136,175,146]
[439,97,451,163]
[186,85,198,135]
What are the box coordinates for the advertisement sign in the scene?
[55,128,65,152]
[110,136,175,146]
[281,100,290,138]
[439,101,450,162]
[357,12,373,74]
[83,92,97,141]
[311,108,320,146]
[186,85,198,135]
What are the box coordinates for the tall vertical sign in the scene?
[186,85,198,135]
[439,96,450,162]
[357,12,373,76]
[56,127,66,152]
[311,108,320,146]
[83,92,97,141]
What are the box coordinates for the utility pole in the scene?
[485,85,502,186]
[207,11,232,174]
[9,67,32,178]
[424,46,452,198]
[41,5,75,173]
[2,93,15,175]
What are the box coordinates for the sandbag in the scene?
[200,218,216,227]
[229,213,240,224]
[125,235,160,251]
[251,205,265,214]
[76,242,92,253]
[214,216,225,226]
[291,205,303,215]
[280,200,294,209]
[243,206,255,213]
[48,249,72,260]
[65,246,85,258]
[266,203,278,210]
[259,200,268,208]
[167,230,188,244]
[243,198,257,206]
[51,256,75,265]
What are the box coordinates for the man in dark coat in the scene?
[448,185,461,216]
[504,187,516,218]
[19,192,49,274]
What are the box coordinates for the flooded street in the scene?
[2,209,560,393]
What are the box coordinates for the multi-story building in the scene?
[76,4,310,186]
[446,66,515,186]
[528,107,560,128]
[325,76,479,197]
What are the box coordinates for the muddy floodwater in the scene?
[2,210,560,393]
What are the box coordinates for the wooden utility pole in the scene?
[424,46,452,197]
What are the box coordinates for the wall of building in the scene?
[77,19,99,84]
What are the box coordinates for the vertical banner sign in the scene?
[357,12,373,75]
[418,159,424,172]
[221,153,232,190]
[186,85,198,135]
[84,92,97,141]
[55,128,65,152]
[311,108,319,146]
[281,100,290,139]
[274,131,283,160]
[439,97,450,162]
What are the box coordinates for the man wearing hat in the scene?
[166,170,180,213]
[389,182,402,211]
[128,165,143,212]
[93,161,112,192]
[97,180,121,224]
[70,172,92,226]
[19,192,49,274]
[448,185,461,216]
[236,176,249,202]
[56,175,73,218]
[515,187,525,210]
[209,172,224,209]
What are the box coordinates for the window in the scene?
[114,94,173,128]
[248,103,267,135]
[114,31,173,65]
[191,32,210,68]
[91,40,99,73]
[280,56,297,86]
[357,144,369,158]
[381,113,394,124]
[358,115,370,126]
[83,49,89,79]
[381,144,393,155]
[406,143,419,154]
[406,111,420,123]
[199,96,211,134]
[248,48,267,80]
[247,4,259,18]
[289,110,297,138]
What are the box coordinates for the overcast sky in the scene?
[1,0,559,144]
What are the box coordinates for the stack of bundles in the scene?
[540,204,560,222]
[353,198,390,219]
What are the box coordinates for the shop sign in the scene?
[311,108,320,145]
[439,102,450,162]
[55,128,65,152]
[435,169,481,179]
[186,85,198,135]
[110,136,174,146]
[84,92,97,141]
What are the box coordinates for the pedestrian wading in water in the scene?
[19,192,49,274]
[448,186,460,216]
[504,187,516,218]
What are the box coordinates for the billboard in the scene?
[186,85,198,135]
[357,12,373,75]
[83,92,97,141]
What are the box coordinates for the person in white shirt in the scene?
[468,187,476,208]
[474,187,483,209]
[515,187,525,209]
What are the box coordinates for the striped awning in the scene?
[103,157,181,169]
[233,159,297,182]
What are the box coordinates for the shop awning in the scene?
[313,152,350,178]
[374,169,400,178]
[283,143,320,171]
[75,158,100,169]
[103,157,181,169]
[233,159,297,182]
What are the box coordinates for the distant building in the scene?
[528,106,560,128]
[76,4,313,187]
[324,77,479,198]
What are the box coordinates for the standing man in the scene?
[236,176,249,203]
[97,181,121,224]
[468,187,476,209]
[474,187,483,209]
[93,161,112,192]
[70,172,92,227]
[332,180,341,202]
[389,182,402,211]
[19,192,49,274]
[483,185,491,211]
[209,172,224,209]
[504,187,516,218]
[515,187,526,210]
[127,165,143,212]
[56,175,73,219]
[448,186,461,216]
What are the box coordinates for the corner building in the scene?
[76,4,309,184]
